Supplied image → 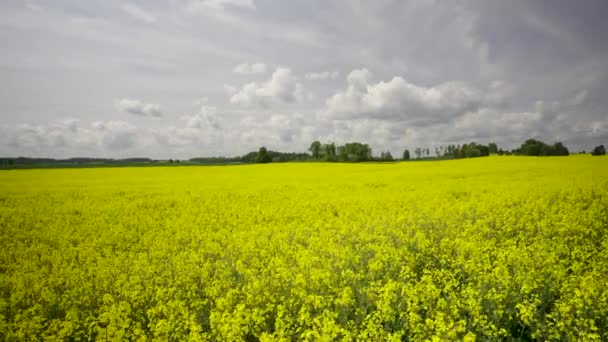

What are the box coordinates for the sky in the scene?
[1,0,607,158]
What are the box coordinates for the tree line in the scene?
[249,139,606,164]
[512,139,569,156]
[1,140,605,168]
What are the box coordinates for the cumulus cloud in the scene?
[587,119,608,138]
[23,0,43,11]
[121,3,158,23]
[117,98,163,117]
[153,105,223,148]
[61,118,80,133]
[566,90,587,106]
[323,69,482,125]
[91,120,139,149]
[4,119,104,151]
[314,69,597,152]
[184,105,222,130]
[193,0,255,11]
[177,0,256,21]
[239,113,308,144]
[326,118,400,150]
[0,119,143,156]
[223,84,237,94]
[230,67,303,107]
[453,107,545,142]
[233,62,267,74]
[10,123,47,149]
[305,71,339,80]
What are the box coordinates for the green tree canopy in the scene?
[255,147,272,163]
[308,141,322,159]
[591,145,606,156]
[515,139,569,156]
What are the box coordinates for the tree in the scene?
[322,143,337,161]
[592,145,606,156]
[488,142,498,154]
[444,145,454,158]
[308,141,322,159]
[552,142,569,156]
[515,139,569,156]
[337,146,348,161]
[403,149,410,161]
[476,143,490,157]
[516,139,545,156]
[255,146,272,163]
[465,147,481,158]
[340,142,372,162]
[379,151,394,161]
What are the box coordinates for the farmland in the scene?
[0,156,607,340]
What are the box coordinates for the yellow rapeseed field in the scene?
[1,155,607,340]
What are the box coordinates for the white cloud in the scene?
[0,119,143,156]
[232,62,267,74]
[323,69,482,125]
[325,118,398,150]
[573,118,608,138]
[117,98,163,117]
[194,0,255,11]
[223,84,237,94]
[184,105,222,130]
[305,71,339,80]
[121,3,158,23]
[230,67,303,107]
[11,123,47,149]
[177,0,255,19]
[24,0,43,11]
[346,68,372,89]
[236,112,311,147]
[566,90,587,106]
[92,120,139,149]
[61,118,80,133]
[453,108,544,140]
[590,120,608,136]
[6,120,104,151]
[153,105,223,148]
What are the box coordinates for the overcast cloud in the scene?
[1,0,607,158]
